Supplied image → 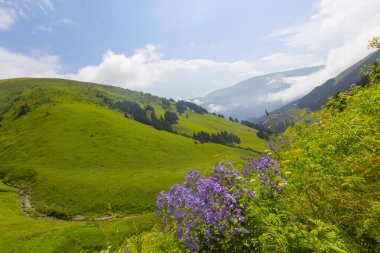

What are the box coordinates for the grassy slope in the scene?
[0,181,156,253]
[175,113,267,151]
[0,78,264,218]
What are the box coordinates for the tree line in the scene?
[113,100,178,132]
[193,130,241,146]
[240,120,273,140]
[176,100,208,114]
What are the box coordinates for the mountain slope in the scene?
[257,50,380,124]
[0,78,266,218]
[194,66,323,119]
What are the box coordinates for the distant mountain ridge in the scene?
[193,65,323,120]
[253,49,380,125]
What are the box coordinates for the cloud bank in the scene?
[265,0,380,102]
[0,43,321,99]
[69,45,322,99]
[1,0,379,102]
[0,47,61,78]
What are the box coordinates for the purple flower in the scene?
[350,83,357,88]
[244,155,285,198]
[156,162,254,251]
[268,142,276,151]
[249,191,255,198]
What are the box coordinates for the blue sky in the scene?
[1,0,315,71]
[0,0,379,100]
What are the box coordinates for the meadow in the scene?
[0,78,268,251]
[0,181,158,253]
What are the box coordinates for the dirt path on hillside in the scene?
[17,189,119,222]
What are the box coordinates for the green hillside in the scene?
[0,78,266,219]
[122,56,380,253]
[0,180,157,253]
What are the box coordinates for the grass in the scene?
[0,78,267,252]
[0,181,157,253]
[0,78,265,218]
[174,112,268,151]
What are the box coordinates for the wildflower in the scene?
[245,155,285,196]
[156,164,251,251]
[268,142,276,151]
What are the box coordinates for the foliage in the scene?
[16,103,30,118]
[174,112,268,151]
[241,120,273,140]
[228,116,239,122]
[112,100,177,132]
[368,36,380,49]
[157,163,257,252]
[164,110,179,125]
[155,64,380,252]
[176,100,208,114]
[193,130,241,146]
[156,155,350,252]
[277,69,380,251]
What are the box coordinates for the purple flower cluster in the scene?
[156,163,252,252]
[245,155,286,198]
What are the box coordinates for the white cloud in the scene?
[0,7,15,30]
[37,0,54,13]
[0,47,61,78]
[0,0,55,31]
[208,104,225,113]
[267,0,380,102]
[260,53,323,71]
[69,44,320,99]
[0,43,322,100]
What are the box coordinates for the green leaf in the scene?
[265,109,272,119]
[329,245,349,253]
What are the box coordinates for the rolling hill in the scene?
[0,78,267,220]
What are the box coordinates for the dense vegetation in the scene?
[176,100,208,114]
[241,120,273,140]
[113,100,178,132]
[121,59,380,252]
[192,130,241,145]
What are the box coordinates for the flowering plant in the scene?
[156,156,285,252]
